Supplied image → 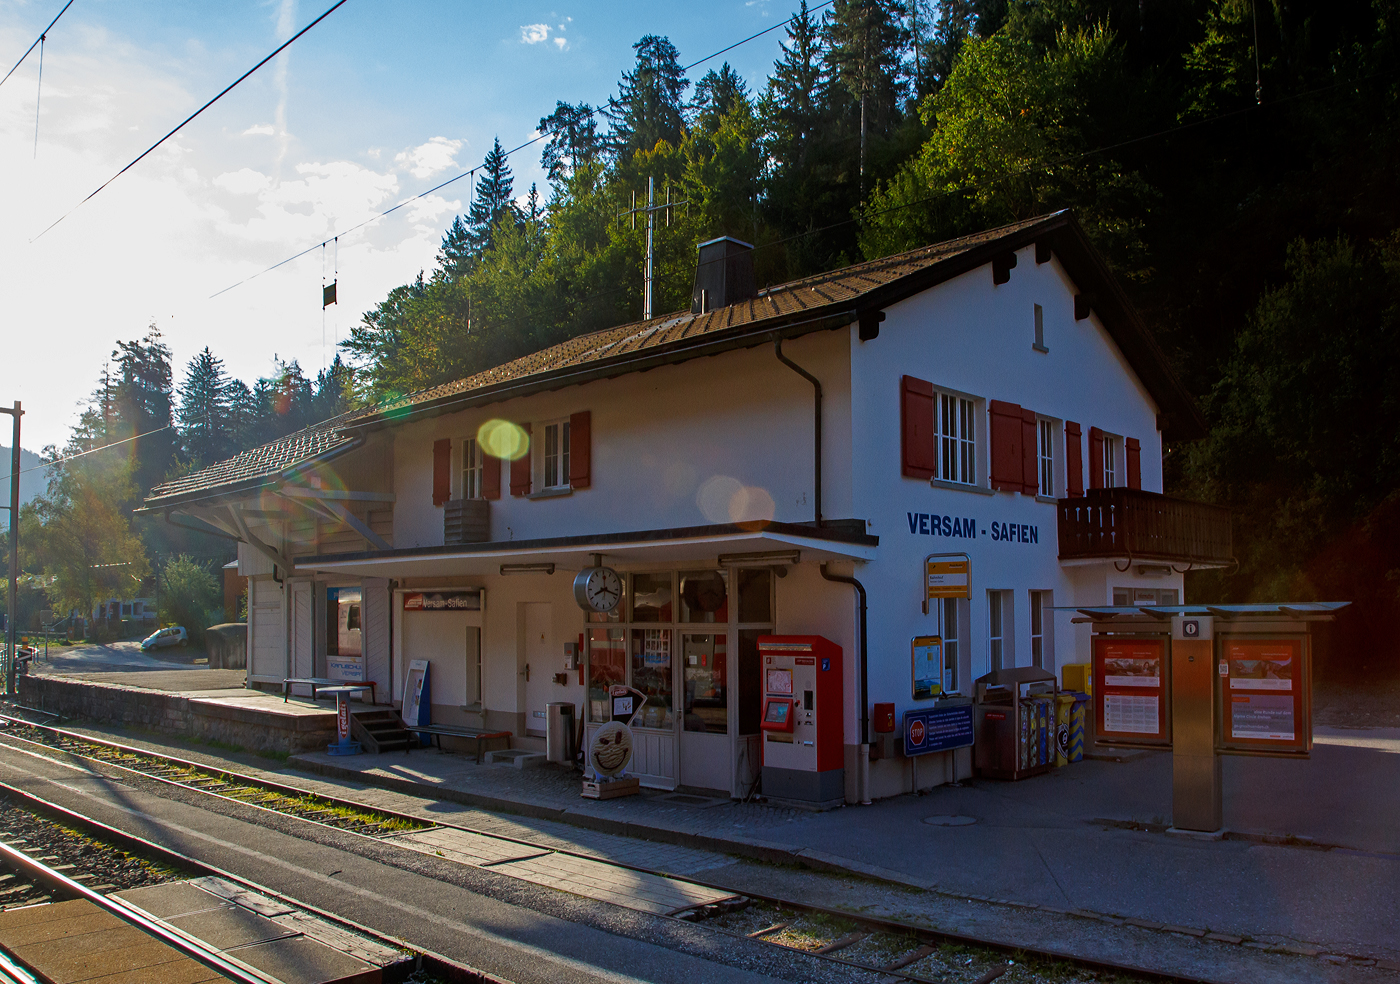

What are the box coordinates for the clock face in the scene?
[574,567,621,613]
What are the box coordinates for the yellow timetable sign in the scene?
[925,557,970,600]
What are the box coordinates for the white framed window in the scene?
[1030,590,1053,669]
[1033,303,1048,353]
[940,597,963,693]
[542,418,572,490]
[938,392,977,485]
[988,590,1012,671]
[462,437,482,500]
[1104,434,1120,488]
[1038,418,1054,497]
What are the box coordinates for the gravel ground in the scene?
[1314,677,1400,729]
[0,798,184,907]
[701,899,1152,984]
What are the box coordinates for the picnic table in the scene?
[283,677,377,704]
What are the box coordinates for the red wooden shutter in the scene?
[989,400,1024,492]
[1088,427,1104,490]
[509,424,532,496]
[482,451,501,500]
[1064,421,1084,498]
[569,411,592,489]
[1126,437,1142,490]
[900,376,937,479]
[1021,408,1038,495]
[432,439,451,506]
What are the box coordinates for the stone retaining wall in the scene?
[18,675,336,756]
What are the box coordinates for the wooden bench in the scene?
[407,725,512,763]
[283,677,377,704]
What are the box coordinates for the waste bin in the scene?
[973,666,1057,780]
[1054,693,1074,766]
[546,702,576,764]
[1067,691,1089,763]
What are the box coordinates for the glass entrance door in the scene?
[680,632,730,792]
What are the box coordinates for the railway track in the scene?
[0,712,1220,984]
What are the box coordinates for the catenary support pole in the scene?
[4,403,22,696]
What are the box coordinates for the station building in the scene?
[140,211,1231,803]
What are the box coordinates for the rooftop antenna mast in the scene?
[618,176,688,321]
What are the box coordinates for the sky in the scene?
[0,0,807,452]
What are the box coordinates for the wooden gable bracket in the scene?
[273,488,392,552]
[992,251,1018,286]
[858,308,885,341]
[227,505,297,575]
[1074,293,1093,321]
[1035,240,1053,264]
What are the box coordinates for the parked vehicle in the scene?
[140,626,187,651]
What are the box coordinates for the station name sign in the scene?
[906,512,1040,545]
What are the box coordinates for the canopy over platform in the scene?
[295,519,878,579]
[1064,602,1350,623]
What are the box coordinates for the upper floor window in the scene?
[1032,303,1048,353]
[1104,435,1120,488]
[542,419,571,490]
[462,437,482,500]
[938,392,976,485]
[1037,418,1054,496]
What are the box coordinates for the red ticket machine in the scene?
[759,635,844,808]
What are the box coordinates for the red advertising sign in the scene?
[1093,636,1170,745]
[1219,637,1309,753]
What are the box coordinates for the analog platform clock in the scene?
[573,567,622,614]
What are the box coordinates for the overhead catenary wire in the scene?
[31,0,350,243]
[209,1,838,300]
[0,0,74,92]
[12,425,173,478]
[33,33,44,158]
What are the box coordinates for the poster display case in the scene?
[1217,634,1311,755]
[1092,635,1171,746]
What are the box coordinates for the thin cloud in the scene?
[394,137,462,180]
[242,123,276,136]
[520,23,550,44]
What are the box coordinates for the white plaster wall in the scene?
[391,331,852,548]
[848,246,1182,735]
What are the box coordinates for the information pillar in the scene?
[1170,616,1220,832]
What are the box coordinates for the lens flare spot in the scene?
[478,419,530,461]
[728,485,775,530]
[697,475,742,524]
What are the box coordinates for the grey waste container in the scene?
[546,702,576,764]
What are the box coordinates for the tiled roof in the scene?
[362,213,1051,415]
[146,211,1201,506]
[145,414,360,503]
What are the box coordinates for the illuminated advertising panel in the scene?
[1093,635,1170,746]
[1218,636,1310,755]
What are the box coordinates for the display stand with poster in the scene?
[1218,635,1310,754]
[1092,635,1170,747]
[402,659,431,747]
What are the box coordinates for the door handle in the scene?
[525,663,530,682]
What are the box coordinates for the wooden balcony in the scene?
[1057,488,1232,567]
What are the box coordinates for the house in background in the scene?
[138,211,1231,803]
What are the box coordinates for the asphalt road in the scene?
[0,737,873,984]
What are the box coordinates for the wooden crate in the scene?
[581,776,640,800]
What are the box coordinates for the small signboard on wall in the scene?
[402,590,481,611]
[923,554,970,614]
[912,636,943,699]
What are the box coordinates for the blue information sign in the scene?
[904,703,975,756]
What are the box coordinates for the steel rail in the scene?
[0,716,1223,984]
[0,777,486,984]
[0,838,279,983]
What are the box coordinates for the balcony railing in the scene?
[1057,488,1232,567]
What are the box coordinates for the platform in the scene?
[16,675,340,756]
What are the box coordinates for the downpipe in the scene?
[821,564,870,805]
[773,336,822,528]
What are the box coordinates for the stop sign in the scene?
[909,718,926,747]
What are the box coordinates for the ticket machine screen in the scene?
[766,668,793,694]
[761,697,794,731]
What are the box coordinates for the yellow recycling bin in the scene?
[1054,693,1075,767]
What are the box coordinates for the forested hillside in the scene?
[8,0,1399,663]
